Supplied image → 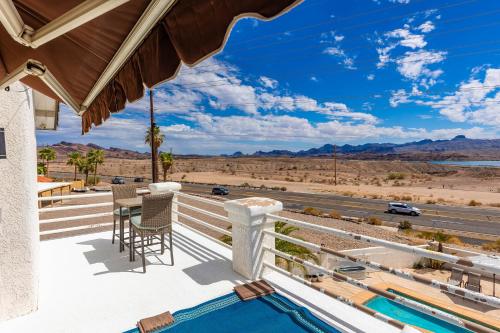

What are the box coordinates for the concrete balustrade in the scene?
[224,197,283,280]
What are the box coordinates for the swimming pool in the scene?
[125,292,340,333]
[365,296,473,333]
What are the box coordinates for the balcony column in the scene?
[224,197,282,280]
[0,82,39,321]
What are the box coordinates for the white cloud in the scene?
[418,21,435,33]
[428,68,500,125]
[258,76,278,89]
[310,76,318,82]
[395,50,446,82]
[385,28,427,49]
[367,74,375,80]
[321,32,356,70]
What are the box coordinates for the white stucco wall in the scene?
[0,83,39,321]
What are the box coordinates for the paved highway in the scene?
[180,183,500,238]
[49,172,500,237]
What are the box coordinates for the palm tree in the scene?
[145,125,164,181]
[77,155,95,185]
[38,147,56,177]
[220,222,318,273]
[88,149,105,185]
[66,151,82,180]
[274,222,319,273]
[159,151,173,181]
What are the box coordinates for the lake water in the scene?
[430,160,500,167]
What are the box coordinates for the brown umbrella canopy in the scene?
[0,0,301,134]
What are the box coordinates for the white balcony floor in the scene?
[0,224,399,333]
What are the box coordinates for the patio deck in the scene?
[0,223,399,333]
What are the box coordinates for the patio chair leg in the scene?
[112,216,116,244]
[141,235,146,273]
[169,231,174,266]
[131,228,135,261]
[161,233,165,254]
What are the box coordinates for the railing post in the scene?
[224,197,283,280]
[148,182,182,224]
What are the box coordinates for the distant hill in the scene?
[231,136,500,160]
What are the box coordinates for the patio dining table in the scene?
[115,197,142,261]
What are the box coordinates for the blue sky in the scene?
[37,0,500,155]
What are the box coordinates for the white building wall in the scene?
[0,83,39,321]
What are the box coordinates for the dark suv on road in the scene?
[212,186,229,195]
[111,176,125,185]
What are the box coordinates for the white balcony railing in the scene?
[37,188,231,248]
[37,188,499,333]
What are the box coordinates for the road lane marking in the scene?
[431,219,464,225]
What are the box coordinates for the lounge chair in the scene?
[447,267,464,287]
[465,272,482,293]
[111,184,140,244]
[130,193,174,273]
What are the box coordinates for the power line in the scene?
[229,0,448,47]
[179,20,500,76]
[160,45,500,91]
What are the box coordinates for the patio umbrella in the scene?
[0,0,302,134]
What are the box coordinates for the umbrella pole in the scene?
[149,89,158,183]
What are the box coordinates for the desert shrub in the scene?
[482,239,500,252]
[303,207,322,216]
[181,174,186,180]
[240,182,250,187]
[401,195,412,201]
[37,162,47,175]
[468,200,482,206]
[367,216,382,226]
[280,186,287,191]
[398,220,412,230]
[437,198,446,203]
[390,195,401,201]
[426,199,436,204]
[387,172,406,180]
[329,210,342,219]
[87,176,100,185]
[488,203,500,208]
[417,231,463,246]
[259,184,267,190]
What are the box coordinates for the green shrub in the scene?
[329,210,342,219]
[240,182,250,187]
[468,200,482,206]
[367,216,382,225]
[482,239,500,252]
[398,220,412,230]
[37,162,47,175]
[303,207,322,216]
[387,172,406,180]
[280,186,287,191]
[87,176,100,186]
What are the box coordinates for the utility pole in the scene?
[149,89,158,183]
[333,144,337,186]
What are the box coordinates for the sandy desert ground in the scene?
[48,157,500,207]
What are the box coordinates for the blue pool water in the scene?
[125,292,340,333]
[365,296,473,333]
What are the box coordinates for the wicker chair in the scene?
[111,184,141,244]
[130,193,174,272]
